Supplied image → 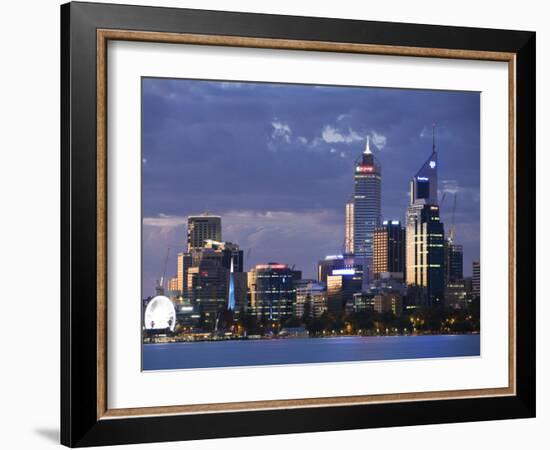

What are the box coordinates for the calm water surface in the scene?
[143,334,480,370]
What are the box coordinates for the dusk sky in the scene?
[142,78,480,297]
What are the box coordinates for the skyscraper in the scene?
[345,199,354,254]
[248,263,296,321]
[327,270,363,313]
[187,213,222,251]
[353,137,382,265]
[405,127,445,304]
[472,261,480,298]
[445,242,464,283]
[167,277,179,292]
[373,220,405,279]
[294,279,327,319]
[317,254,346,283]
[184,239,245,316]
[187,254,228,316]
[176,252,192,293]
[317,253,363,285]
[203,239,243,272]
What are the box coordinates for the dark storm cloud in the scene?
[142,78,480,296]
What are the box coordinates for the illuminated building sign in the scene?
[256,263,288,270]
[356,165,374,173]
[325,255,344,260]
[332,268,356,276]
[429,161,436,169]
[417,176,429,181]
[391,220,400,225]
[430,206,439,211]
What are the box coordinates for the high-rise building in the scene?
[317,255,346,283]
[247,263,296,321]
[177,252,192,293]
[353,137,382,264]
[317,253,364,285]
[373,220,405,278]
[472,261,480,298]
[405,129,445,305]
[294,279,327,319]
[185,240,245,316]
[233,272,248,313]
[405,204,445,304]
[187,257,228,316]
[203,239,244,272]
[409,129,438,205]
[326,269,363,313]
[345,199,354,254]
[187,213,222,251]
[168,277,179,292]
[444,241,464,284]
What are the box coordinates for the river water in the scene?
[143,334,480,370]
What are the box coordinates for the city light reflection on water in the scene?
[143,334,480,371]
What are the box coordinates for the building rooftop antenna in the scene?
[161,247,170,290]
[364,135,372,154]
[450,193,457,243]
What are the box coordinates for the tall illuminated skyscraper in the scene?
[345,199,354,254]
[353,137,382,266]
[405,127,445,304]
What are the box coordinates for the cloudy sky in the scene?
[142,78,480,297]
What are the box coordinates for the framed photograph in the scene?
[61,1,536,447]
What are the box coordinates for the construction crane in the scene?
[160,246,171,291]
[440,191,447,207]
[449,193,457,243]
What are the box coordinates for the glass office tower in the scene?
[405,132,445,305]
[353,137,382,274]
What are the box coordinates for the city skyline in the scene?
[142,78,480,297]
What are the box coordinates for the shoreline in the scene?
[143,331,480,345]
